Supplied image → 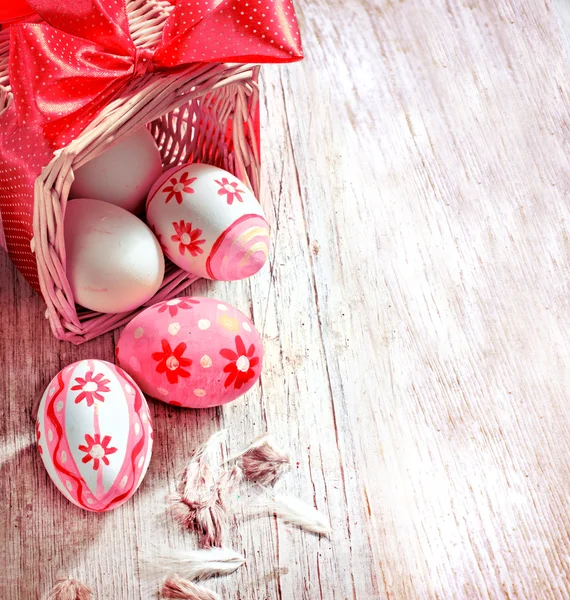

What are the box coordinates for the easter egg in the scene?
[36,360,153,512]
[146,163,270,281]
[116,297,263,408]
[70,128,163,214]
[65,198,165,313]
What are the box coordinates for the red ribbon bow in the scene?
[9,0,303,148]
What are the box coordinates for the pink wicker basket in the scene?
[0,0,275,344]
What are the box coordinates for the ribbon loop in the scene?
[9,0,303,147]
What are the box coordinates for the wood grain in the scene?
[2,0,570,598]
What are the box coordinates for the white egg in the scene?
[64,199,165,313]
[70,128,163,214]
[146,163,270,281]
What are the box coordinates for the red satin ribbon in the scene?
[0,0,36,25]
[9,0,303,148]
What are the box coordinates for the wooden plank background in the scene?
[2,0,570,598]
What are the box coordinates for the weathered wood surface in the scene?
[3,0,570,598]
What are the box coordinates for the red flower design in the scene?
[71,371,111,407]
[36,421,43,454]
[171,220,206,257]
[220,335,259,389]
[152,339,192,384]
[156,298,200,317]
[214,177,246,205]
[163,172,197,204]
[78,434,118,471]
[150,223,169,255]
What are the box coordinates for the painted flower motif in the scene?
[214,177,246,205]
[36,421,43,454]
[171,220,206,257]
[157,298,200,317]
[71,371,111,407]
[78,434,117,471]
[150,223,169,255]
[220,335,259,389]
[152,339,192,384]
[163,172,197,204]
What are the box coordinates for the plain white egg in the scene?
[70,128,163,214]
[64,199,165,313]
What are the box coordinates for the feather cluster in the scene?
[169,431,239,548]
[154,429,331,600]
[160,574,221,600]
[238,434,291,487]
[47,578,93,600]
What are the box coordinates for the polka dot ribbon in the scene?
[8,0,303,149]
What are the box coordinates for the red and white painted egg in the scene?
[116,296,263,408]
[146,163,270,281]
[36,360,153,512]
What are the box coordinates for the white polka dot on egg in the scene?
[198,319,210,330]
[168,322,181,336]
[200,355,213,368]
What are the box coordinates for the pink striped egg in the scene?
[36,359,153,512]
[116,297,263,408]
[146,163,270,280]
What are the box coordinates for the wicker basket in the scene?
[0,0,262,344]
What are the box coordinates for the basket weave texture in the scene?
[0,0,261,344]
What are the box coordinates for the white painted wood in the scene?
[2,0,570,598]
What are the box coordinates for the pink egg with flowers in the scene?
[36,360,153,512]
[146,163,270,280]
[116,297,263,408]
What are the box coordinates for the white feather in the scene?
[141,546,246,582]
[254,492,332,536]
